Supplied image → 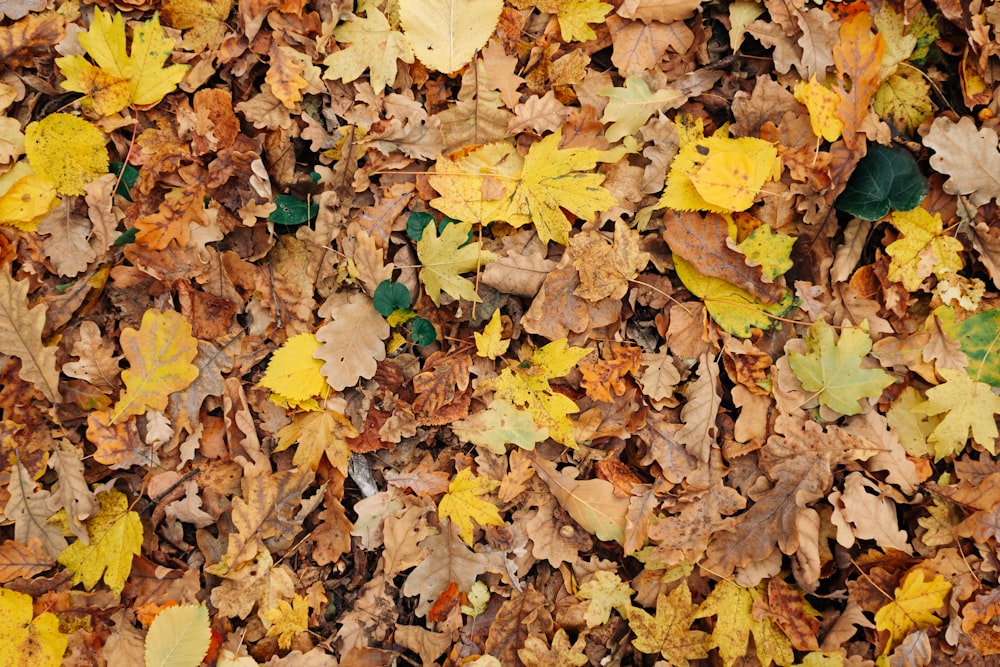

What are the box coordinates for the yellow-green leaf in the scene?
[738,225,795,281]
[57,489,143,594]
[886,206,963,291]
[322,8,414,91]
[912,367,1000,459]
[600,77,684,143]
[417,221,498,305]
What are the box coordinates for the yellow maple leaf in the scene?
[400,0,502,74]
[577,570,634,627]
[874,570,950,661]
[504,129,619,246]
[694,579,794,667]
[274,410,358,473]
[0,161,59,231]
[25,113,108,196]
[322,8,414,91]
[912,367,1000,460]
[56,489,143,594]
[0,588,67,667]
[627,582,711,666]
[475,309,510,359]
[55,9,189,116]
[258,332,330,407]
[554,0,612,43]
[111,309,200,423]
[886,206,964,291]
[660,118,780,213]
[482,339,592,447]
[438,467,504,545]
[429,142,523,226]
[793,75,844,143]
[264,595,310,650]
[416,221,498,305]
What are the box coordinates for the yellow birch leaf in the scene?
[416,221,498,305]
[475,309,510,359]
[0,588,67,667]
[259,333,330,405]
[264,595,310,650]
[438,467,504,545]
[56,489,143,594]
[793,75,844,142]
[55,9,188,115]
[912,368,1000,459]
[0,161,59,231]
[25,114,108,196]
[322,8,414,91]
[144,604,210,667]
[886,206,963,291]
[874,570,950,659]
[111,309,200,423]
[399,0,503,74]
[504,129,618,245]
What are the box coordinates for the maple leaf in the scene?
[111,309,200,423]
[322,8,414,91]
[787,320,895,416]
[314,293,390,391]
[886,206,964,291]
[274,410,358,474]
[695,579,794,667]
[577,570,634,627]
[474,309,510,359]
[57,488,143,594]
[600,76,683,142]
[416,221,498,305]
[55,8,189,115]
[503,128,619,246]
[552,0,612,42]
[438,468,504,545]
[0,264,61,403]
[912,368,1000,460]
[0,587,67,667]
[399,0,503,74]
[428,142,522,226]
[264,595,310,650]
[626,582,711,666]
[259,333,330,407]
[24,113,109,196]
[482,338,592,447]
[874,570,951,660]
[519,628,589,667]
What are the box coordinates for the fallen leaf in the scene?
[399,0,502,74]
[0,587,67,667]
[627,582,711,666]
[57,488,143,594]
[437,467,504,546]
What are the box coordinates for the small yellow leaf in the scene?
[25,114,108,196]
[577,571,634,627]
[627,583,711,666]
[793,75,844,142]
[57,489,143,594]
[259,333,330,406]
[438,467,504,545]
[475,309,510,359]
[264,595,310,650]
[912,367,1000,460]
[145,604,210,667]
[0,161,59,231]
[0,588,67,667]
[886,206,963,291]
[554,0,612,43]
[322,8,414,91]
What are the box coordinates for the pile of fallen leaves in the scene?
[3,0,1000,664]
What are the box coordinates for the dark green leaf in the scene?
[110,162,138,201]
[406,211,435,241]
[835,144,928,221]
[269,194,319,226]
[410,318,437,346]
[373,280,411,316]
[114,227,138,246]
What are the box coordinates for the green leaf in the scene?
[144,604,211,667]
[942,308,1000,387]
[111,162,138,201]
[269,194,318,226]
[406,211,435,241]
[373,280,411,316]
[835,144,928,220]
[409,317,437,346]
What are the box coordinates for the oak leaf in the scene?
[923,116,1000,206]
[675,351,722,462]
[3,462,68,559]
[259,333,329,407]
[57,488,142,594]
[437,468,504,546]
[399,0,502,74]
[322,8,413,91]
[787,320,894,416]
[0,263,61,402]
[832,12,886,150]
[111,309,200,423]
[626,582,711,666]
[912,368,1000,460]
[416,221,498,305]
[0,539,53,583]
[401,522,491,617]
[0,587,67,667]
[55,8,188,115]
[314,293,390,391]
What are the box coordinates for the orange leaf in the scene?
[833,12,886,150]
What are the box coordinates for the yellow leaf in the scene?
[24,114,108,196]
[518,628,589,667]
[912,368,1000,459]
[429,142,522,226]
[504,129,619,245]
[438,467,504,545]
[144,604,210,667]
[482,339,592,447]
[416,221,498,305]
[322,8,414,91]
[475,309,510,359]
[660,119,780,213]
[0,161,59,231]
[55,9,189,115]
[695,580,794,667]
[554,0,612,43]
[577,570,634,627]
[259,333,330,406]
[0,588,67,667]
[886,206,963,291]
[274,410,358,474]
[874,570,950,659]
[57,489,143,594]
[627,583,711,666]
[872,69,933,133]
[112,309,199,423]
[264,595,310,650]
[738,224,795,280]
[399,0,503,74]
[793,75,844,142]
